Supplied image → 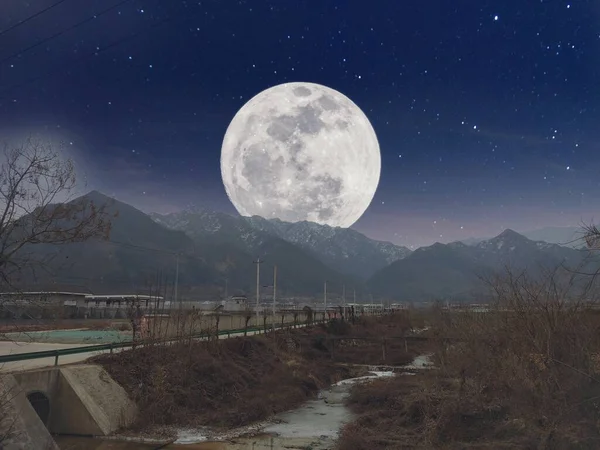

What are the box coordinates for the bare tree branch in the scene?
[0,138,112,291]
[583,223,600,251]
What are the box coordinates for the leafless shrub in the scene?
[583,223,600,251]
[0,375,19,446]
[0,138,112,288]
[243,307,252,336]
[339,265,600,449]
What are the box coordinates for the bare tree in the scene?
[262,309,268,333]
[303,305,313,325]
[213,304,224,339]
[0,138,112,289]
[243,307,252,336]
[583,223,600,250]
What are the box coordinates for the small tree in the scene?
[303,305,313,325]
[262,309,268,333]
[584,223,600,251]
[0,138,112,289]
[213,304,224,339]
[243,308,252,336]
[127,303,144,346]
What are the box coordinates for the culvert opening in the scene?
[27,391,50,425]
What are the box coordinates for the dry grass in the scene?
[95,335,351,429]
[93,312,424,432]
[338,270,600,450]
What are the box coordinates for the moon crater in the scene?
[221,82,381,228]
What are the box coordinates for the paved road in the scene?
[0,341,91,373]
[0,327,287,373]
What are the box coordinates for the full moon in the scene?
[220,82,381,228]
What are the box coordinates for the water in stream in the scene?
[55,355,431,450]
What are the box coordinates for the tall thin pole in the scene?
[272,265,277,328]
[324,280,327,316]
[253,258,262,324]
[225,279,228,300]
[174,253,180,310]
[342,284,346,314]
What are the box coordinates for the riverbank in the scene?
[55,364,414,450]
[337,302,600,449]
[91,314,430,438]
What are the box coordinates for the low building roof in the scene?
[0,291,89,297]
[84,294,164,300]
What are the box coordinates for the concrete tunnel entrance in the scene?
[27,391,50,426]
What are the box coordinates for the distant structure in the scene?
[0,291,166,319]
[83,294,166,309]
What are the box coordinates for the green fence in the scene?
[0,319,325,366]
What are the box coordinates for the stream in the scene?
[55,355,432,450]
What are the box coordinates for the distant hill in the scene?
[13,191,214,295]
[15,192,357,298]
[13,192,597,304]
[460,226,587,249]
[369,229,595,302]
[521,226,584,249]
[152,210,411,280]
[368,242,488,302]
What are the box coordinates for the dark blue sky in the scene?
[1,0,599,248]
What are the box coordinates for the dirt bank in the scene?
[93,314,428,434]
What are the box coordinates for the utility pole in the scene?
[342,284,346,314]
[225,278,228,300]
[272,265,277,329]
[324,280,327,317]
[174,253,180,311]
[253,258,263,324]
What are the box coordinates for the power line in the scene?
[105,239,180,256]
[0,14,172,99]
[0,0,136,67]
[0,0,72,38]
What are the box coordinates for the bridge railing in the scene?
[0,318,327,366]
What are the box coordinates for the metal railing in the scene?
[0,319,325,366]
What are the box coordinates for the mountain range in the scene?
[461,226,586,249]
[9,191,598,303]
[371,229,595,301]
[150,210,410,280]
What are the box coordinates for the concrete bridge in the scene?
[1,365,136,449]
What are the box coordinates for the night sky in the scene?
[1,0,599,249]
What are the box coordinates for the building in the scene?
[0,291,89,306]
[346,303,384,315]
[389,303,409,311]
[82,294,166,310]
[224,296,248,311]
[0,291,89,319]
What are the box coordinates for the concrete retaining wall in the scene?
[0,374,58,450]
[53,365,136,435]
[5,364,136,444]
